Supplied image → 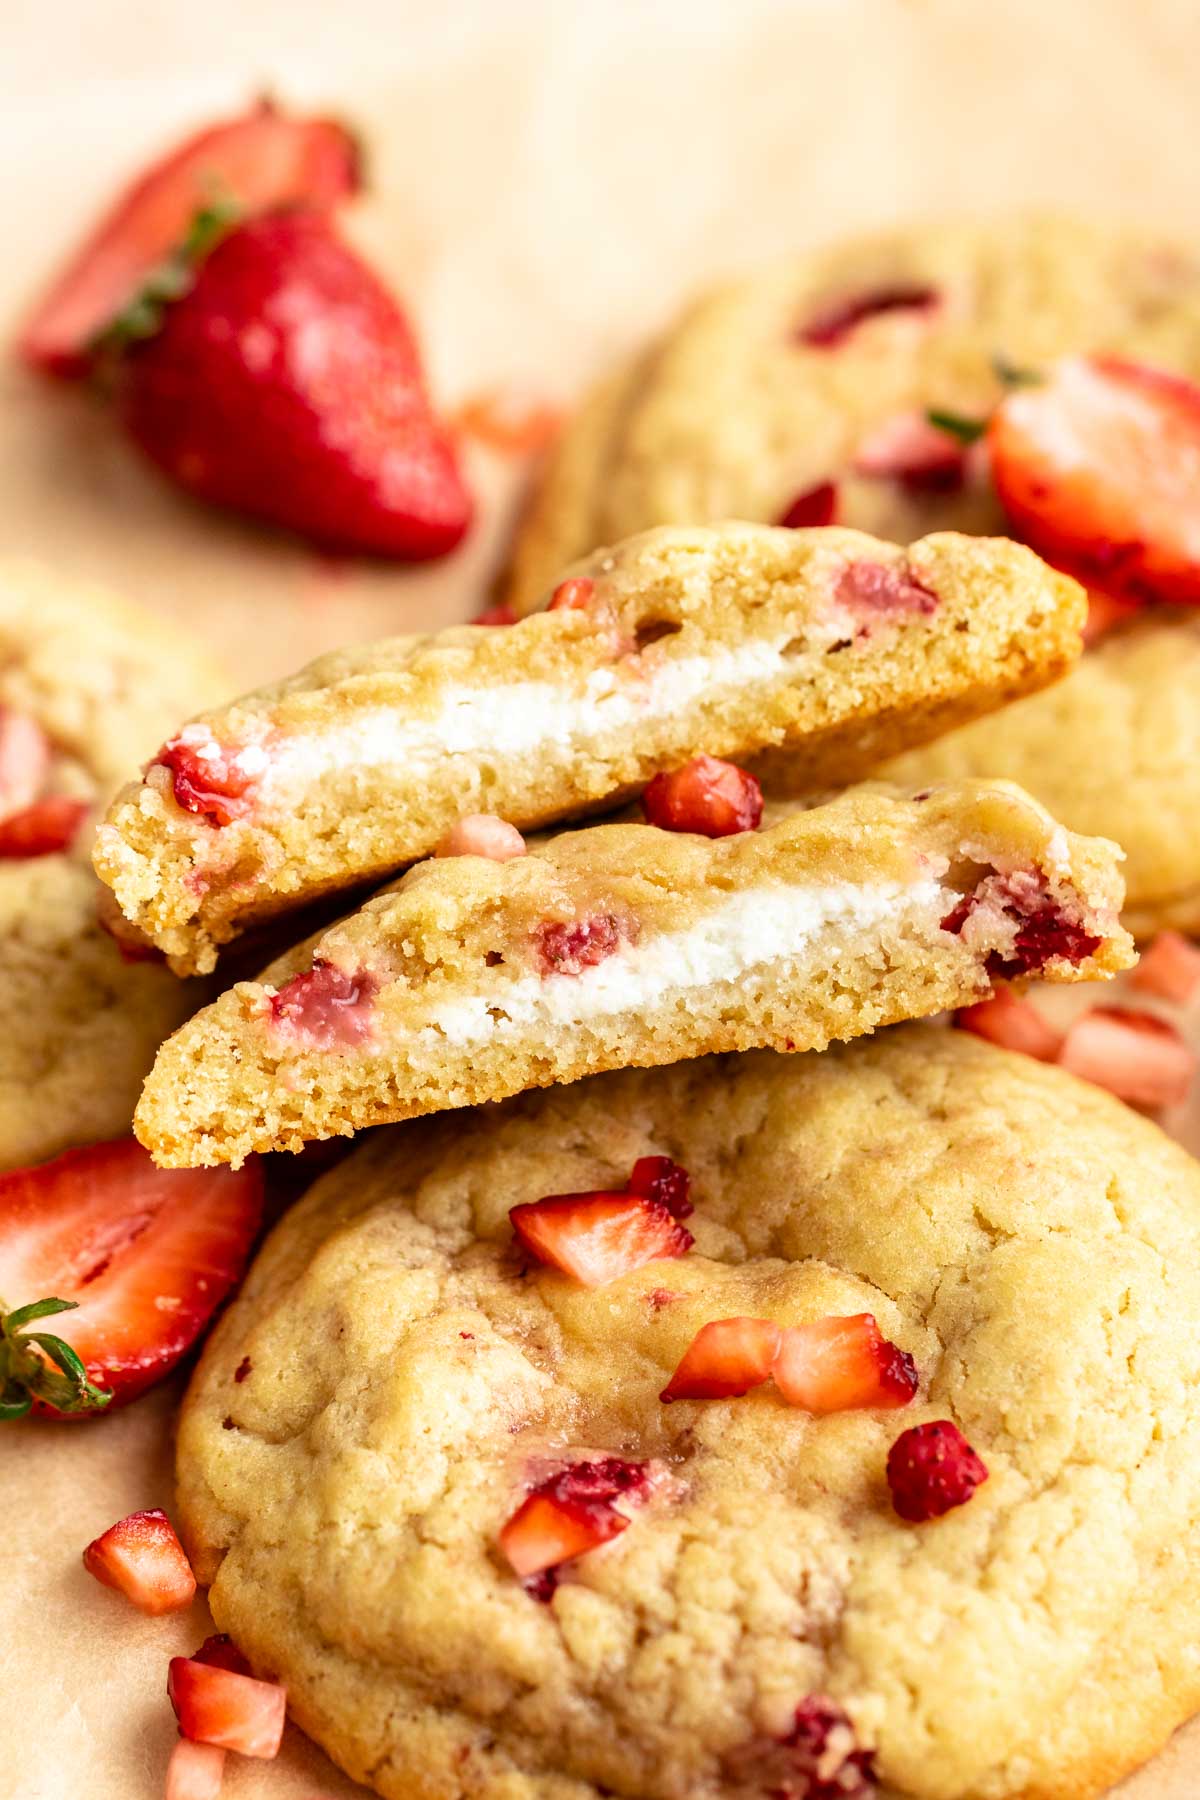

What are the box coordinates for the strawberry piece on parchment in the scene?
[82,1507,197,1614]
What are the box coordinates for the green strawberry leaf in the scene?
[992,352,1045,390]
[926,408,987,445]
[0,1295,112,1418]
[89,190,242,356]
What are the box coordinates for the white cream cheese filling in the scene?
[422,875,947,1048]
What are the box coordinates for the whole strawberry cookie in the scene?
[176,1023,1200,1800]
[0,561,224,1167]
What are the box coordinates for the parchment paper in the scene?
[3,3,1200,1795]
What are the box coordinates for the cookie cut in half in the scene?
[176,1025,1200,1800]
[95,523,1085,974]
[136,778,1132,1167]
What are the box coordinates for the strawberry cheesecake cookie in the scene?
[95,523,1084,976]
[175,1023,1200,1800]
[0,560,224,1167]
[134,777,1131,1167]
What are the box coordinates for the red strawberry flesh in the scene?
[165,1739,226,1800]
[940,869,1101,978]
[510,1190,693,1288]
[798,285,939,349]
[82,1507,197,1614]
[194,1634,251,1676]
[499,1456,651,1584]
[1128,930,1200,1005]
[642,754,764,837]
[0,795,88,858]
[779,1697,877,1799]
[772,1313,917,1414]
[153,733,260,827]
[777,481,838,528]
[547,576,596,612]
[534,911,632,975]
[1056,1006,1196,1108]
[955,989,1062,1061]
[837,560,939,619]
[0,710,51,818]
[886,1419,988,1521]
[268,959,379,1050]
[627,1154,693,1218]
[661,1316,782,1402]
[167,1658,286,1759]
[853,411,967,491]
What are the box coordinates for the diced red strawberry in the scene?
[193,1635,251,1677]
[1056,1006,1196,1108]
[0,710,51,819]
[797,285,939,349]
[772,1314,917,1414]
[955,989,1062,1061]
[1081,585,1142,646]
[642,754,764,838]
[119,212,472,561]
[627,1155,693,1219]
[660,1316,781,1402]
[941,870,1101,978]
[886,1419,988,1522]
[164,1739,226,1800]
[547,576,596,612]
[534,911,633,975]
[853,411,966,491]
[777,481,838,527]
[1128,931,1200,1005]
[0,1138,263,1418]
[435,814,527,861]
[837,559,938,620]
[988,354,1200,607]
[779,1698,877,1800]
[510,1190,693,1289]
[20,100,361,378]
[472,602,518,626]
[453,391,562,456]
[153,731,260,828]
[82,1508,196,1614]
[268,959,379,1050]
[167,1659,286,1759]
[499,1456,651,1583]
[0,795,88,858]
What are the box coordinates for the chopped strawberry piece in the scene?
[510,1190,693,1289]
[1056,1006,1196,1108]
[642,754,764,838]
[472,601,518,626]
[547,576,596,612]
[0,795,88,858]
[435,814,527,861]
[534,911,632,975]
[193,1634,251,1676]
[780,1698,877,1800]
[452,391,562,456]
[772,1314,917,1414]
[797,285,939,349]
[941,870,1101,978]
[82,1508,197,1614]
[167,1659,286,1759]
[165,1739,226,1800]
[837,559,939,619]
[627,1155,693,1219]
[1081,585,1142,646]
[853,411,967,491]
[1128,931,1200,1005]
[0,1137,263,1418]
[886,1419,988,1522]
[660,1316,781,1402]
[955,989,1062,1061]
[499,1456,651,1583]
[20,100,361,377]
[777,481,838,527]
[989,354,1200,607]
[0,710,51,819]
[154,731,260,827]
[268,959,378,1050]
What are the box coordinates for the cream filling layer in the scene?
[422,875,947,1047]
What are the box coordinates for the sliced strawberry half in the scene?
[167,1659,286,1759]
[82,1508,197,1614]
[955,989,1062,1061]
[20,99,361,377]
[989,354,1200,607]
[1056,1006,1196,1108]
[772,1314,917,1414]
[642,754,764,837]
[164,1739,226,1800]
[1128,931,1200,1005]
[660,1316,781,1402]
[0,1137,263,1418]
[498,1457,651,1587]
[509,1190,693,1289]
[0,795,89,859]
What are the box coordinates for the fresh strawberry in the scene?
[534,911,633,975]
[642,754,764,838]
[547,576,596,612]
[1056,1006,1196,1108]
[777,481,838,527]
[989,355,1200,607]
[268,959,379,1050]
[435,814,527,861]
[193,1635,251,1677]
[955,989,1062,1061]
[117,211,472,560]
[510,1190,693,1289]
[153,730,262,828]
[0,711,51,818]
[626,1155,693,1219]
[472,602,518,627]
[660,1316,781,1402]
[20,100,360,377]
[837,560,938,619]
[853,411,966,491]
[772,1314,917,1414]
[167,1659,286,1759]
[777,1698,877,1800]
[498,1457,651,1585]
[164,1739,226,1800]
[886,1419,988,1522]
[797,285,939,349]
[82,1508,196,1614]
[0,795,89,858]
[1128,931,1200,1005]
[0,1137,263,1419]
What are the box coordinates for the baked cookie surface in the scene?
[177,1024,1200,1800]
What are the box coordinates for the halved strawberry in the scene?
[772,1314,917,1414]
[498,1457,651,1584]
[853,411,966,491]
[1056,1006,1196,1108]
[0,795,89,859]
[0,710,51,819]
[0,1137,263,1418]
[82,1508,196,1614]
[1128,931,1200,1005]
[435,814,527,861]
[167,1659,286,1759]
[164,1739,226,1800]
[19,99,360,377]
[642,754,764,838]
[955,989,1062,1061]
[660,1316,781,1402]
[509,1190,693,1289]
[776,481,838,528]
[989,355,1200,607]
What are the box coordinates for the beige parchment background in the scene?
[3,2,1200,1795]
